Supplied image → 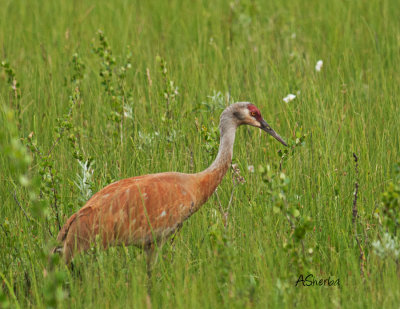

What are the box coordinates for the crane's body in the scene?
[55,102,287,264]
[58,169,227,263]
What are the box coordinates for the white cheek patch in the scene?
[244,108,251,118]
[243,108,254,124]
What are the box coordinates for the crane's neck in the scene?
[207,121,236,173]
[195,115,237,205]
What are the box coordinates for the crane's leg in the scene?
[144,243,155,279]
[144,242,158,295]
[144,239,167,294]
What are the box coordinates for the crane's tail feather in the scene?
[57,213,78,242]
[49,213,78,263]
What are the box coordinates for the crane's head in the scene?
[230,102,287,146]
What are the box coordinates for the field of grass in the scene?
[1,0,400,307]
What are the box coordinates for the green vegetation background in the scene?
[1,0,399,307]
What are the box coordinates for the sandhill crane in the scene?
[54,102,287,271]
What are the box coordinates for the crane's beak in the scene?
[260,119,287,147]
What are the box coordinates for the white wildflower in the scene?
[247,165,254,173]
[123,104,133,119]
[283,94,296,103]
[315,60,323,72]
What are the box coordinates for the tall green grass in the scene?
[1,0,400,307]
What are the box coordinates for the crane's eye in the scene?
[251,112,256,117]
